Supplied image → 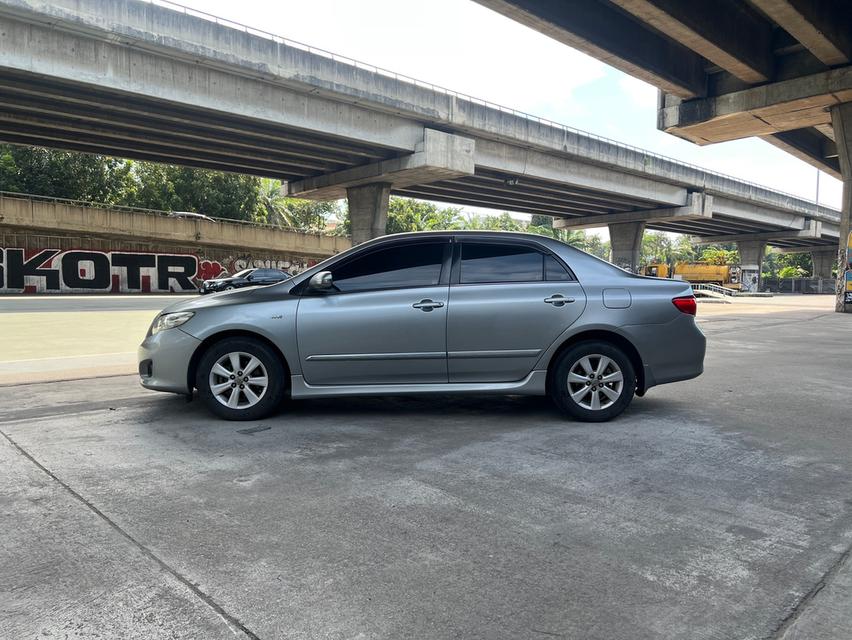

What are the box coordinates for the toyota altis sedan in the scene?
[139,231,705,422]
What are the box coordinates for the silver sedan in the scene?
[139,231,705,421]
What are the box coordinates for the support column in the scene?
[737,240,766,292]
[830,103,852,313]
[608,222,645,272]
[811,249,836,279]
[347,183,391,245]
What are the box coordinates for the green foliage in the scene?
[699,246,740,266]
[762,251,813,279]
[257,178,340,231]
[129,164,261,220]
[0,144,134,202]
[386,198,465,233]
[778,265,808,278]
[0,144,261,221]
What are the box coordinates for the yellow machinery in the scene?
[644,262,742,289]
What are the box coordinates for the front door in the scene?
[296,239,450,385]
[447,240,586,382]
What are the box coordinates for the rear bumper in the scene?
[625,315,706,390]
[137,328,201,394]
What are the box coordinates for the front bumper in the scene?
[138,327,202,394]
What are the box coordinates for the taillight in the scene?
[672,296,697,316]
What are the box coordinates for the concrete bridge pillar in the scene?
[347,183,391,245]
[737,240,766,292]
[830,103,852,312]
[608,222,645,272]
[811,249,836,279]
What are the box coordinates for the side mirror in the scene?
[308,270,334,291]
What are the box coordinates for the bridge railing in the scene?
[0,190,339,237]
[143,0,836,213]
[691,283,738,297]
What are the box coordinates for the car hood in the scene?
[162,287,260,313]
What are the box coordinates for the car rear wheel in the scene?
[550,341,636,422]
[197,337,286,420]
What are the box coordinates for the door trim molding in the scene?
[304,351,446,362]
[447,349,541,359]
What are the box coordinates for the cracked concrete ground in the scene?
[1,303,850,639]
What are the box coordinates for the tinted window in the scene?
[332,242,445,292]
[545,255,573,281]
[254,269,282,278]
[460,243,543,284]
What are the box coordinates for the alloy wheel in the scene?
[566,354,624,411]
[208,351,269,409]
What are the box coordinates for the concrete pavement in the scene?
[1,301,851,639]
[0,296,190,384]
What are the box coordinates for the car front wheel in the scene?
[197,337,286,420]
[550,341,636,422]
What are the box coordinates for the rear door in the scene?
[296,238,451,385]
[447,239,586,383]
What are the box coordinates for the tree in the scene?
[257,178,340,231]
[129,164,261,220]
[699,246,740,265]
[0,144,134,203]
[762,250,812,279]
[386,198,465,233]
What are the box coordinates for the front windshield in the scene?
[232,269,253,278]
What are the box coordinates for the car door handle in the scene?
[412,299,445,311]
[544,295,575,307]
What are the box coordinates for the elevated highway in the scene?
[472,0,852,307]
[0,0,842,282]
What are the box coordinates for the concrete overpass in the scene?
[0,0,842,286]
[472,0,852,306]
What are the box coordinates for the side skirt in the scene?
[290,370,548,399]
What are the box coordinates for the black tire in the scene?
[196,337,286,421]
[550,340,636,422]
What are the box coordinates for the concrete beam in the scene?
[474,139,688,207]
[763,129,842,180]
[553,192,711,230]
[609,0,773,83]
[750,0,852,67]
[347,183,390,246]
[692,224,822,245]
[472,0,707,98]
[0,13,423,155]
[286,130,475,201]
[659,67,852,144]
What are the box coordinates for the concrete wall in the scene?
[0,195,350,294]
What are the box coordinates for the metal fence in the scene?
[762,278,838,294]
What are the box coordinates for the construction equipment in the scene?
[644,262,742,289]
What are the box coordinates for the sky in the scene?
[179,0,843,219]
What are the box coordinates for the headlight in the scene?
[151,311,195,335]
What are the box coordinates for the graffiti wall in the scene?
[0,233,322,293]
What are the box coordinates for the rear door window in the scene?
[460,243,544,284]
